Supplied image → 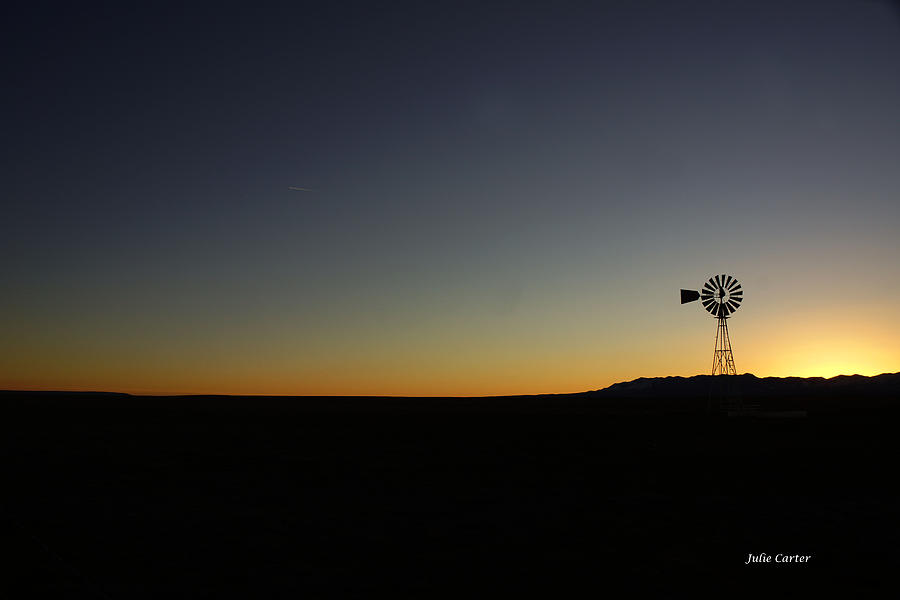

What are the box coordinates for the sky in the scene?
[3,1,900,396]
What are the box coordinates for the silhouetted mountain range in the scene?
[585,372,900,415]
[596,372,900,398]
[546,371,900,415]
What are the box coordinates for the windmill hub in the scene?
[680,274,743,375]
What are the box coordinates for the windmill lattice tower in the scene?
[680,274,743,375]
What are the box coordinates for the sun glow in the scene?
[769,343,897,379]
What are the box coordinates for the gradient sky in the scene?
[3,1,900,395]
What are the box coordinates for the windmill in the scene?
[680,275,743,375]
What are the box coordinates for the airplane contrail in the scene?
[288,186,313,192]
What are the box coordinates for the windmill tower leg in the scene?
[722,318,736,374]
[712,317,736,376]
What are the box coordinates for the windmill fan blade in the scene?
[680,289,701,304]
[731,284,742,293]
[725,275,733,288]
[703,281,716,292]
[730,294,743,302]
[727,300,738,312]
[704,302,717,314]
[727,278,739,291]
[714,275,722,287]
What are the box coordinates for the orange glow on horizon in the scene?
[3,299,898,397]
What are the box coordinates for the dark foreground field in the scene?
[3,374,899,598]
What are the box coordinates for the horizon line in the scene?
[3,371,897,399]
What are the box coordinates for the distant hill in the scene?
[585,372,900,415]
[595,372,900,397]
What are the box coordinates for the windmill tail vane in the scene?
[680,274,743,375]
